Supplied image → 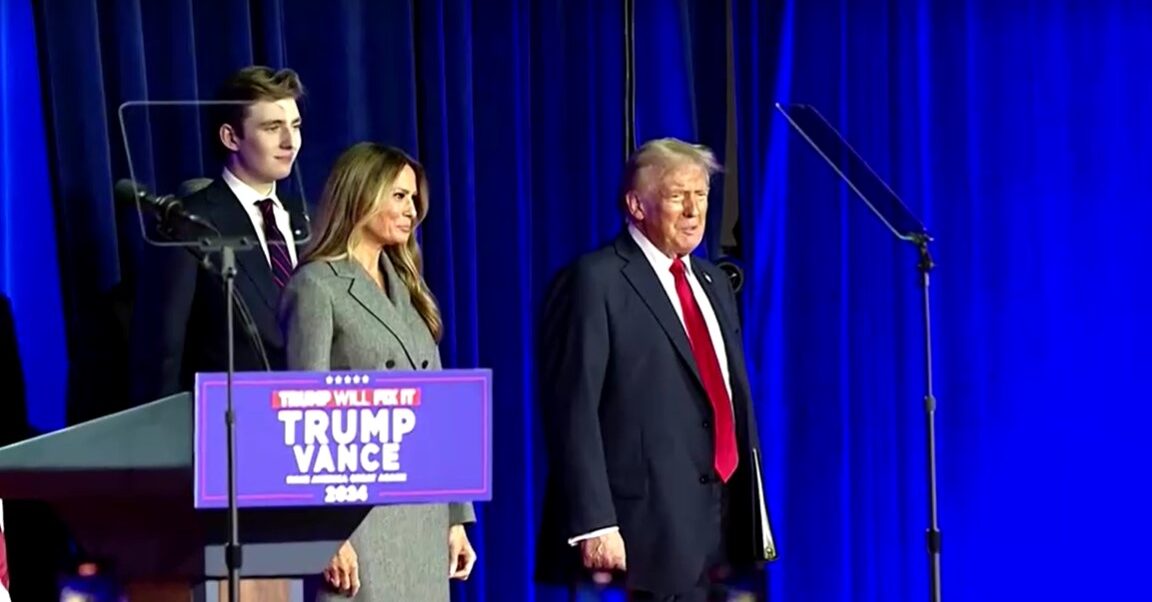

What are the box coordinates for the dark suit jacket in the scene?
[536,231,776,594]
[128,178,309,405]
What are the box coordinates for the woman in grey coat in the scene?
[279,142,477,600]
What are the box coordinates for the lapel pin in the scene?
[703,272,712,283]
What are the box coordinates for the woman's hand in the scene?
[448,524,477,580]
[324,540,360,597]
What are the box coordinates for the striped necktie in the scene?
[256,199,295,287]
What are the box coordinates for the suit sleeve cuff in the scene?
[448,502,476,525]
[567,526,619,547]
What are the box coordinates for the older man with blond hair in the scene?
[536,138,775,601]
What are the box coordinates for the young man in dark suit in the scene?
[536,139,776,601]
[128,66,308,406]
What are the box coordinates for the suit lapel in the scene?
[202,182,282,316]
[692,258,757,447]
[334,259,418,367]
[692,258,742,371]
[235,247,281,315]
[615,234,706,392]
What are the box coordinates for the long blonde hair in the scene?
[304,142,442,341]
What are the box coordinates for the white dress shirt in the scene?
[568,224,734,546]
[222,168,298,267]
[627,224,732,398]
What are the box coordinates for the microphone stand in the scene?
[194,236,255,602]
[129,180,302,600]
[914,234,942,602]
[127,181,276,601]
[772,102,945,602]
[160,225,260,602]
[222,244,241,602]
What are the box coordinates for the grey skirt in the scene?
[306,504,449,601]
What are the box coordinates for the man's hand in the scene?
[323,540,360,597]
[448,524,477,580]
[579,531,626,571]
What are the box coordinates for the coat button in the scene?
[421,360,429,369]
[702,420,711,429]
[699,475,710,484]
[385,360,396,369]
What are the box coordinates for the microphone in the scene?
[114,179,217,232]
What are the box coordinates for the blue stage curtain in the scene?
[735,1,1152,600]
[18,0,1152,600]
[0,0,66,433]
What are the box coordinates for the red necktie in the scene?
[670,258,738,482]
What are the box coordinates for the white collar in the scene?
[222,167,281,208]
[627,223,694,276]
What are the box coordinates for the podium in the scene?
[0,369,492,601]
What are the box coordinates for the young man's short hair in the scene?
[212,66,305,157]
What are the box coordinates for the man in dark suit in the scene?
[128,66,308,406]
[536,138,777,600]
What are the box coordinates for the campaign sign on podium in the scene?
[194,369,491,509]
